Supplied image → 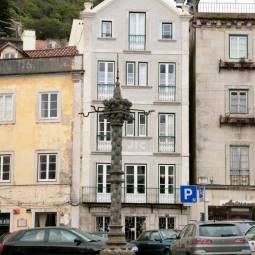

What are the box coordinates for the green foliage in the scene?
[0,0,12,36]
[8,0,104,39]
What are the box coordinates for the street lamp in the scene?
[81,60,153,254]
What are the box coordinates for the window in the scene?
[20,230,45,241]
[3,53,15,59]
[48,229,77,243]
[162,23,172,39]
[159,217,175,230]
[159,63,176,101]
[230,90,248,114]
[124,112,147,137]
[159,165,175,194]
[96,216,110,232]
[97,164,111,194]
[229,35,248,59]
[230,146,249,186]
[125,216,146,241]
[126,62,135,86]
[0,155,11,182]
[38,153,57,182]
[39,92,59,120]
[101,21,112,38]
[98,61,115,100]
[97,113,111,151]
[129,12,146,50]
[138,62,148,86]
[0,94,14,122]
[138,113,147,137]
[125,165,146,194]
[159,114,175,152]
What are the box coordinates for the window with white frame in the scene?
[159,217,175,230]
[126,62,135,86]
[39,92,59,120]
[125,216,146,242]
[97,113,111,151]
[162,23,172,39]
[38,153,57,181]
[229,35,248,59]
[98,61,115,100]
[0,94,14,122]
[159,63,176,101]
[101,21,112,38]
[3,52,16,59]
[230,146,249,186]
[97,164,111,194]
[159,113,175,152]
[125,165,146,194]
[0,154,11,182]
[229,90,248,114]
[138,62,148,86]
[124,112,147,137]
[96,216,110,232]
[159,165,175,195]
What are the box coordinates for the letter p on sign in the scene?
[180,185,197,204]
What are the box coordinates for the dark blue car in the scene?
[132,229,178,255]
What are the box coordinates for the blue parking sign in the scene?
[180,185,197,203]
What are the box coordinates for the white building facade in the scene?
[70,0,191,240]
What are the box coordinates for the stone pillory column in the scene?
[100,71,133,255]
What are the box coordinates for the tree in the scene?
[0,0,12,37]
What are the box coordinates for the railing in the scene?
[159,136,175,152]
[97,84,114,100]
[82,187,181,204]
[230,170,249,186]
[129,35,146,51]
[158,86,176,101]
[97,135,111,151]
[198,2,255,13]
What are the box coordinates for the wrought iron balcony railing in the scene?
[97,84,115,100]
[198,2,255,13]
[230,170,249,186]
[158,86,176,101]
[159,136,175,153]
[129,35,146,51]
[97,135,111,151]
[82,187,181,204]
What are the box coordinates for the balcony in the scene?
[219,59,255,72]
[219,115,255,127]
[97,135,111,151]
[82,187,181,205]
[230,171,249,186]
[198,1,255,14]
[159,136,175,153]
[158,86,176,102]
[129,35,146,51]
[97,84,114,100]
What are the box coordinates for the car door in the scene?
[133,231,151,255]
[183,225,196,254]
[47,228,84,255]
[147,231,165,255]
[179,225,194,255]
[11,229,48,255]
[171,225,189,255]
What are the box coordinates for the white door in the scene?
[97,164,111,202]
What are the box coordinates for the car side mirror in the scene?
[74,238,82,246]
[172,234,178,239]
[176,234,181,240]
[155,237,162,242]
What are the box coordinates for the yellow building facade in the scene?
[0,46,83,234]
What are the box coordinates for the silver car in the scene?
[171,221,251,255]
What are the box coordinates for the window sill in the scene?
[97,37,116,40]
[0,121,15,125]
[153,101,181,105]
[0,181,11,185]
[36,119,61,123]
[37,180,57,184]
[121,85,153,89]
[123,136,152,140]
[153,152,181,157]
[158,39,176,42]
[92,151,111,155]
[123,50,151,54]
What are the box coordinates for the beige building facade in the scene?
[0,46,83,234]
[191,3,255,221]
[70,0,191,240]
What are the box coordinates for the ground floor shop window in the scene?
[125,216,146,241]
[96,216,110,232]
[0,213,10,236]
[159,217,175,229]
[35,212,56,227]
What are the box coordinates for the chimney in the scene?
[21,30,36,50]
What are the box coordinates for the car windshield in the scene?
[199,224,241,237]
[160,229,177,240]
[71,229,99,242]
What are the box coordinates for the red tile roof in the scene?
[25,46,78,58]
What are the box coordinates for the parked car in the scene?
[171,221,251,255]
[132,229,178,255]
[245,226,255,254]
[229,220,255,235]
[1,227,107,255]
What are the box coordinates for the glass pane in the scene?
[126,166,134,175]
[20,230,45,241]
[138,165,145,175]
[139,63,147,86]
[231,147,239,170]
[240,147,249,170]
